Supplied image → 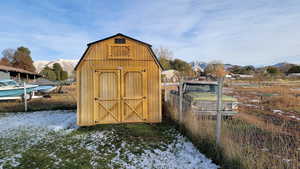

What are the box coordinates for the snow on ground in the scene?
[0,110,218,169]
[272,109,300,121]
[0,110,77,168]
[111,135,218,169]
[0,110,77,132]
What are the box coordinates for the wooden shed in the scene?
[75,33,163,126]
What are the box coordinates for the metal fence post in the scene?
[216,77,224,144]
[179,81,183,123]
[164,83,168,102]
[23,82,27,112]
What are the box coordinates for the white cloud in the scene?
[0,0,300,65]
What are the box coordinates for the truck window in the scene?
[185,84,217,93]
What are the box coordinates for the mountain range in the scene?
[33,59,298,75]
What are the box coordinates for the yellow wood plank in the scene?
[76,71,81,125]
[77,35,161,125]
[143,70,148,121]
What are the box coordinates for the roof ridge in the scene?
[87,33,152,47]
[74,33,163,70]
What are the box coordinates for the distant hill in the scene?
[34,59,78,74]
[271,62,296,72]
[34,60,50,73]
[190,61,236,71]
[272,62,294,68]
[190,61,207,70]
[224,64,236,70]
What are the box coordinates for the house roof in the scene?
[74,33,163,70]
[0,65,40,76]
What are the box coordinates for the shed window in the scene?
[108,45,131,59]
[115,38,126,44]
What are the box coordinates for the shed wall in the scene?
[77,36,161,126]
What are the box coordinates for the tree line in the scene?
[0,47,36,72]
[155,47,194,76]
[155,46,300,80]
[0,46,68,81]
[228,64,300,76]
[40,63,68,81]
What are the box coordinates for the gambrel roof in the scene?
[74,33,163,70]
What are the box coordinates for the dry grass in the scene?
[231,83,300,133]
[0,85,77,113]
[168,107,299,169]
[165,80,300,169]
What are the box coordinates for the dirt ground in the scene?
[225,80,300,136]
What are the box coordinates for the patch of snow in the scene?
[0,153,22,168]
[0,110,77,132]
[272,110,284,114]
[241,103,259,108]
[287,115,300,120]
[0,110,218,169]
[250,99,260,103]
[49,152,62,166]
[282,158,291,163]
[0,110,77,168]
[111,135,219,169]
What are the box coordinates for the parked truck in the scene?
[169,81,238,116]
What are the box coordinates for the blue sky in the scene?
[0,0,300,66]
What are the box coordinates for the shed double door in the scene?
[94,68,147,124]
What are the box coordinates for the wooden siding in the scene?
[76,35,161,126]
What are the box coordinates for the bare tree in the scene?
[204,61,226,78]
[0,48,15,66]
[154,46,173,60]
[154,47,174,70]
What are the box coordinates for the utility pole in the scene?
[216,77,224,144]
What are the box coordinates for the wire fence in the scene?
[164,90,299,169]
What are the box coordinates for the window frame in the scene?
[108,44,132,59]
[114,38,126,44]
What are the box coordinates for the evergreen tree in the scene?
[158,57,171,70]
[41,63,69,81]
[266,66,280,76]
[40,66,57,81]
[61,71,68,81]
[287,65,300,74]
[12,47,36,72]
[170,59,193,76]
[229,65,255,74]
[53,63,63,81]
